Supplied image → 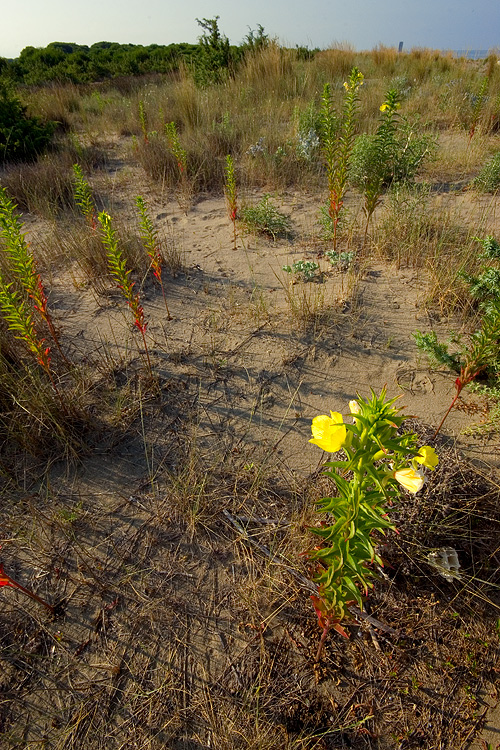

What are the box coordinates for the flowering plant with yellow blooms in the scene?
[307,388,438,648]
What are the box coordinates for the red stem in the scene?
[2,576,54,613]
[433,383,463,439]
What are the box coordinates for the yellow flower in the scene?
[380,103,389,111]
[309,411,346,452]
[349,399,360,415]
[349,399,361,426]
[394,467,425,494]
[414,446,439,470]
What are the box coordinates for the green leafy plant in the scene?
[0,271,51,375]
[307,390,438,656]
[138,100,149,144]
[473,151,500,193]
[349,100,435,239]
[98,211,152,375]
[72,163,96,228]
[468,76,489,139]
[415,235,500,435]
[460,236,500,313]
[0,186,66,362]
[135,195,171,319]
[0,87,54,163]
[318,68,363,251]
[240,194,291,240]
[164,121,187,177]
[164,121,191,210]
[414,301,500,436]
[282,259,320,281]
[354,89,400,238]
[194,16,232,86]
[325,250,354,272]
[224,154,238,250]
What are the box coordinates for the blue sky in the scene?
[2,0,499,58]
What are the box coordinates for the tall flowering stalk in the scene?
[72,164,97,229]
[98,211,152,375]
[318,68,363,252]
[361,89,400,240]
[0,187,67,363]
[135,195,171,319]
[307,389,438,657]
[224,155,238,251]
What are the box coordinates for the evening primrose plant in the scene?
[307,389,438,653]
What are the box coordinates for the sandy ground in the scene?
[3,146,499,747]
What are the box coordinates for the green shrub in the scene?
[0,88,54,163]
[473,151,500,193]
[239,194,291,239]
[350,116,435,190]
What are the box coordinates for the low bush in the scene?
[239,194,292,239]
[473,151,500,192]
[0,88,55,163]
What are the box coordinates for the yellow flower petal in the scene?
[414,446,439,470]
[394,467,425,494]
[349,400,360,415]
[309,411,346,452]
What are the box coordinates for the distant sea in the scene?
[451,50,497,59]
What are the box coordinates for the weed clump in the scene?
[240,194,292,239]
[0,88,55,163]
[473,150,500,192]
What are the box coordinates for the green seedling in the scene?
[326,250,354,272]
[282,260,319,281]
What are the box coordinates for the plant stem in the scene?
[2,574,54,614]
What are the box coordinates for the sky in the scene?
[1,0,499,59]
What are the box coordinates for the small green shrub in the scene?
[349,117,435,191]
[473,151,500,193]
[0,88,54,163]
[282,259,319,281]
[240,194,291,239]
[326,250,354,272]
[460,236,500,313]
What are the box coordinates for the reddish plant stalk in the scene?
[0,562,54,613]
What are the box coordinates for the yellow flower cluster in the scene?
[309,405,438,494]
